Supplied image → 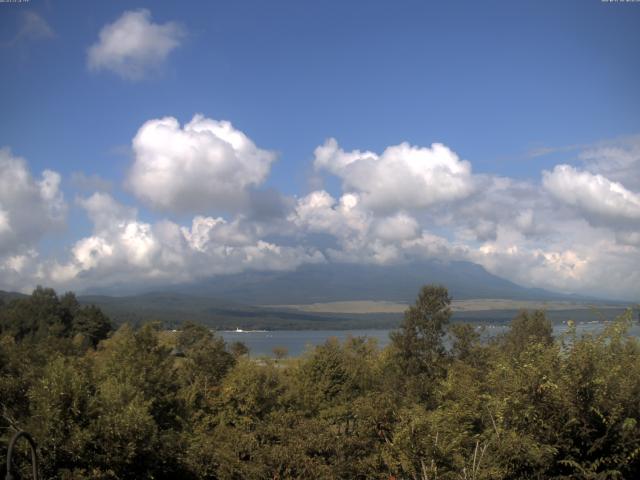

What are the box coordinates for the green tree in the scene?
[500,309,553,358]
[177,322,235,411]
[26,355,95,478]
[90,323,184,478]
[0,288,112,348]
[295,338,354,413]
[0,286,72,340]
[389,284,452,402]
[449,323,481,363]
[72,305,112,346]
[551,312,640,479]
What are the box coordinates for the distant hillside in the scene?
[168,260,590,305]
[77,291,401,330]
[2,259,621,330]
[76,291,629,331]
[1,282,629,331]
[0,290,27,303]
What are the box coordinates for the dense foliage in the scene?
[1,285,639,479]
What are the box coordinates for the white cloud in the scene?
[470,230,640,301]
[182,215,254,249]
[289,190,427,265]
[87,9,184,80]
[71,236,115,272]
[43,194,323,291]
[0,149,66,293]
[77,192,136,231]
[579,135,640,190]
[542,164,640,226]
[290,190,370,238]
[0,148,66,257]
[0,209,10,235]
[128,115,276,213]
[290,136,640,300]
[401,232,468,260]
[0,250,41,293]
[373,212,419,242]
[314,138,474,211]
[2,131,640,300]
[448,175,552,242]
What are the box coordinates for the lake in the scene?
[220,322,640,357]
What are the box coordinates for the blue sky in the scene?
[1,0,639,299]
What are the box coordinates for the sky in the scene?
[1,0,639,300]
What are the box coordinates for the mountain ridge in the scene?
[163,259,597,304]
[0,259,631,330]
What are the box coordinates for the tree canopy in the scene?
[1,285,639,479]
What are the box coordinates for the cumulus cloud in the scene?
[284,135,640,299]
[87,9,184,80]
[76,192,136,231]
[542,164,640,226]
[579,135,640,189]
[182,215,254,249]
[45,194,323,291]
[314,138,474,211]
[289,190,430,265]
[2,128,640,300]
[446,175,554,243]
[291,135,640,299]
[0,148,66,257]
[128,115,276,213]
[290,190,370,238]
[470,226,640,301]
[373,212,420,243]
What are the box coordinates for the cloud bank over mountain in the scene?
[1,117,639,300]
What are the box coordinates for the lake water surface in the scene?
[220,322,640,357]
